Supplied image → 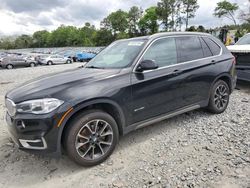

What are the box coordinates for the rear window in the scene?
[202,37,221,56]
[175,36,203,63]
[199,37,213,57]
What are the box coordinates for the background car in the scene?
[227,33,250,82]
[76,52,96,62]
[39,55,72,65]
[0,56,38,69]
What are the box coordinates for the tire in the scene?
[66,60,72,64]
[207,80,230,114]
[29,62,36,67]
[47,61,53,65]
[6,64,14,69]
[63,110,119,166]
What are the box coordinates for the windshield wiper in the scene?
[85,65,104,69]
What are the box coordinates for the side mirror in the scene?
[136,60,158,72]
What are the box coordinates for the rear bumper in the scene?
[236,68,250,82]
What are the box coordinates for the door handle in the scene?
[211,60,216,65]
[172,69,183,75]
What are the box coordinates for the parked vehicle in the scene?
[0,52,7,62]
[0,56,38,69]
[76,52,96,62]
[227,33,250,82]
[39,55,72,65]
[5,32,236,166]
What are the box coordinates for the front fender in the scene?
[55,98,126,155]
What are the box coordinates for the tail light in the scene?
[232,56,236,64]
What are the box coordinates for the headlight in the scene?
[16,98,64,114]
[5,98,16,116]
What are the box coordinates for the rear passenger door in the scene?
[174,36,221,106]
[57,55,66,64]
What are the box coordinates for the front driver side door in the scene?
[131,37,187,124]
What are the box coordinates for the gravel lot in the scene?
[0,64,249,188]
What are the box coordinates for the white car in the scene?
[40,55,72,65]
[227,33,250,82]
[227,33,250,53]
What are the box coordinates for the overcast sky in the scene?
[0,0,248,36]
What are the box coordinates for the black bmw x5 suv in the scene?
[5,32,236,166]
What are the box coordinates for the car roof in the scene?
[118,32,212,42]
[149,31,211,39]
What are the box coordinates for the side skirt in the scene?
[123,104,201,135]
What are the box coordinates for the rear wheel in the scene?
[6,64,14,69]
[66,60,72,64]
[63,110,119,166]
[47,61,53,65]
[207,80,230,114]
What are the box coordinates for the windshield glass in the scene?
[236,34,250,45]
[86,39,146,69]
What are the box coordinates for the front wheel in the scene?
[30,62,36,67]
[207,80,230,114]
[63,110,119,166]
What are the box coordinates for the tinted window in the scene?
[202,37,221,56]
[176,36,203,63]
[143,38,177,68]
[200,37,213,57]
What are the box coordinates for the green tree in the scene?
[14,35,33,49]
[214,0,239,25]
[33,30,50,47]
[0,37,15,49]
[197,25,206,32]
[139,7,159,35]
[100,17,112,30]
[79,23,97,46]
[182,0,199,29]
[186,25,196,31]
[128,6,143,37]
[94,29,114,46]
[156,0,172,31]
[107,9,129,35]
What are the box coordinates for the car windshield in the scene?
[236,34,250,45]
[85,39,147,69]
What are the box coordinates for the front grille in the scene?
[5,98,16,116]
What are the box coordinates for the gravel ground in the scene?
[0,64,249,188]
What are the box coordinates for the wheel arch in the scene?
[211,73,233,94]
[57,99,126,153]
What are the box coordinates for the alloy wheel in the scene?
[214,84,229,110]
[75,119,113,160]
[7,64,13,69]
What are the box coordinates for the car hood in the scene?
[6,67,121,103]
[227,45,250,53]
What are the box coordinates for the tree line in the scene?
[0,0,249,50]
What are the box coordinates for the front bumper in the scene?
[5,103,73,155]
